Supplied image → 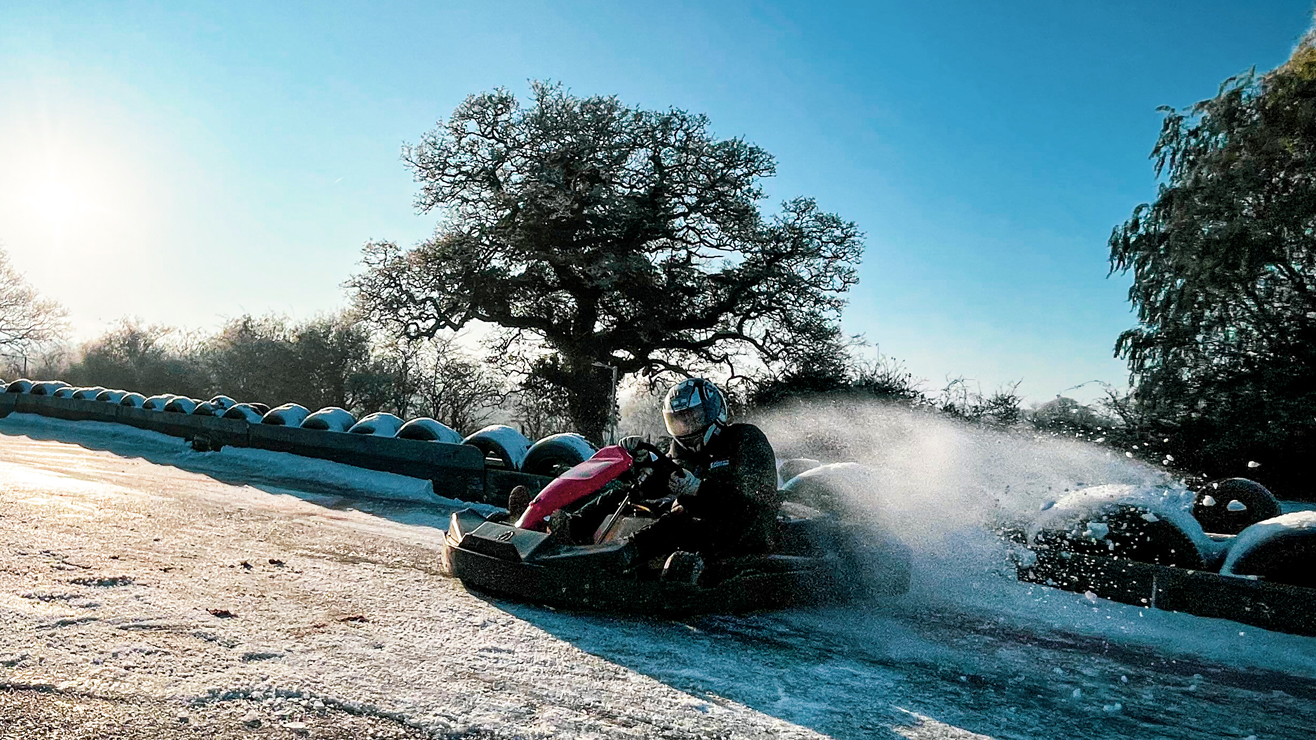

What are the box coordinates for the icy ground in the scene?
[2,413,1316,739]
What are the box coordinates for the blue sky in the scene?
[1,1,1311,402]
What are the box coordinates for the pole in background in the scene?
[591,361,618,444]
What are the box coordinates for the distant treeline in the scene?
[29,314,569,440]
[25,314,1058,439]
[15,309,1246,498]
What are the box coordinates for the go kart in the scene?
[441,442,911,615]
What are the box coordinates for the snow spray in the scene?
[749,399,1175,608]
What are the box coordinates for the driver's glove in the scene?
[618,435,646,456]
[668,468,701,497]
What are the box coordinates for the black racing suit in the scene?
[566,423,780,561]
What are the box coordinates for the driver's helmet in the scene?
[662,378,728,452]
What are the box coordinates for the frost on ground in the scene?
[2,412,1316,739]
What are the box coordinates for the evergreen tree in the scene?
[1109,29,1316,490]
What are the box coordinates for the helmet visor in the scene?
[663,405,708,439]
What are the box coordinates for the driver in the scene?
[550,378,779,583]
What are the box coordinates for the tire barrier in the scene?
[302,406,357,432]
[142,394,174,410]
[1193,478,1283,535]
[521,433,595,477]
[396,417,463,444]
[0,381,558,507]
[193,396,240,417]
[261,403,310,428]
[95,389,128,404]
[119,393,147,408]
[5,379,33,393]
[132,405,249,448]
[1018,544,1316,637]
[10,394,120,423]
[1027,484,1210,570]
[348,412,404,437]
[192,401,223,416]
[30,381,70,396]
[1221,511,1316,588]
[247,423,487,500]
[222,404,266,423]
[163,397,200,414]
[463,425,532,471]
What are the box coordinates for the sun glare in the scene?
[26,179,82,225]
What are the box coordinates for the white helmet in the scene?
[662,378,728,451]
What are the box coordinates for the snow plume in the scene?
[752,399,1175,605]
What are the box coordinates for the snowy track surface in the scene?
[3,414,1316,739]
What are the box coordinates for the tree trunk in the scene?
[562,356,614,446]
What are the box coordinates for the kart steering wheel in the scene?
[594,441,684,543]
[627,440,683,480]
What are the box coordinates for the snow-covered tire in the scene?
[5,379,33,394]
[261,403,311,427]
[53,387,76,399]
[95,389,128,404]
[142,394,175,411]
[1221,512,1316,588]
[1192,478,1281,535]
[779,462,875,513]
[778,458,821,486]
[118,393,147,408]
[163,397,199,414]
[222,403,265,423]
[396,417,463,444]
[207,395,237,411]
[192,401,222,416]
[463,425,532,470]
[1028,485,1209,569]
[522,433,595,476]
[348,412,404,437]
[29,381,70,396]
[194,395,238,416]
[302,407,357,432]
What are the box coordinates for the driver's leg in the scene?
[629,511,717,561]
[552,485,628,543]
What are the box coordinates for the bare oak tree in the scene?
[349,82,864,442]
